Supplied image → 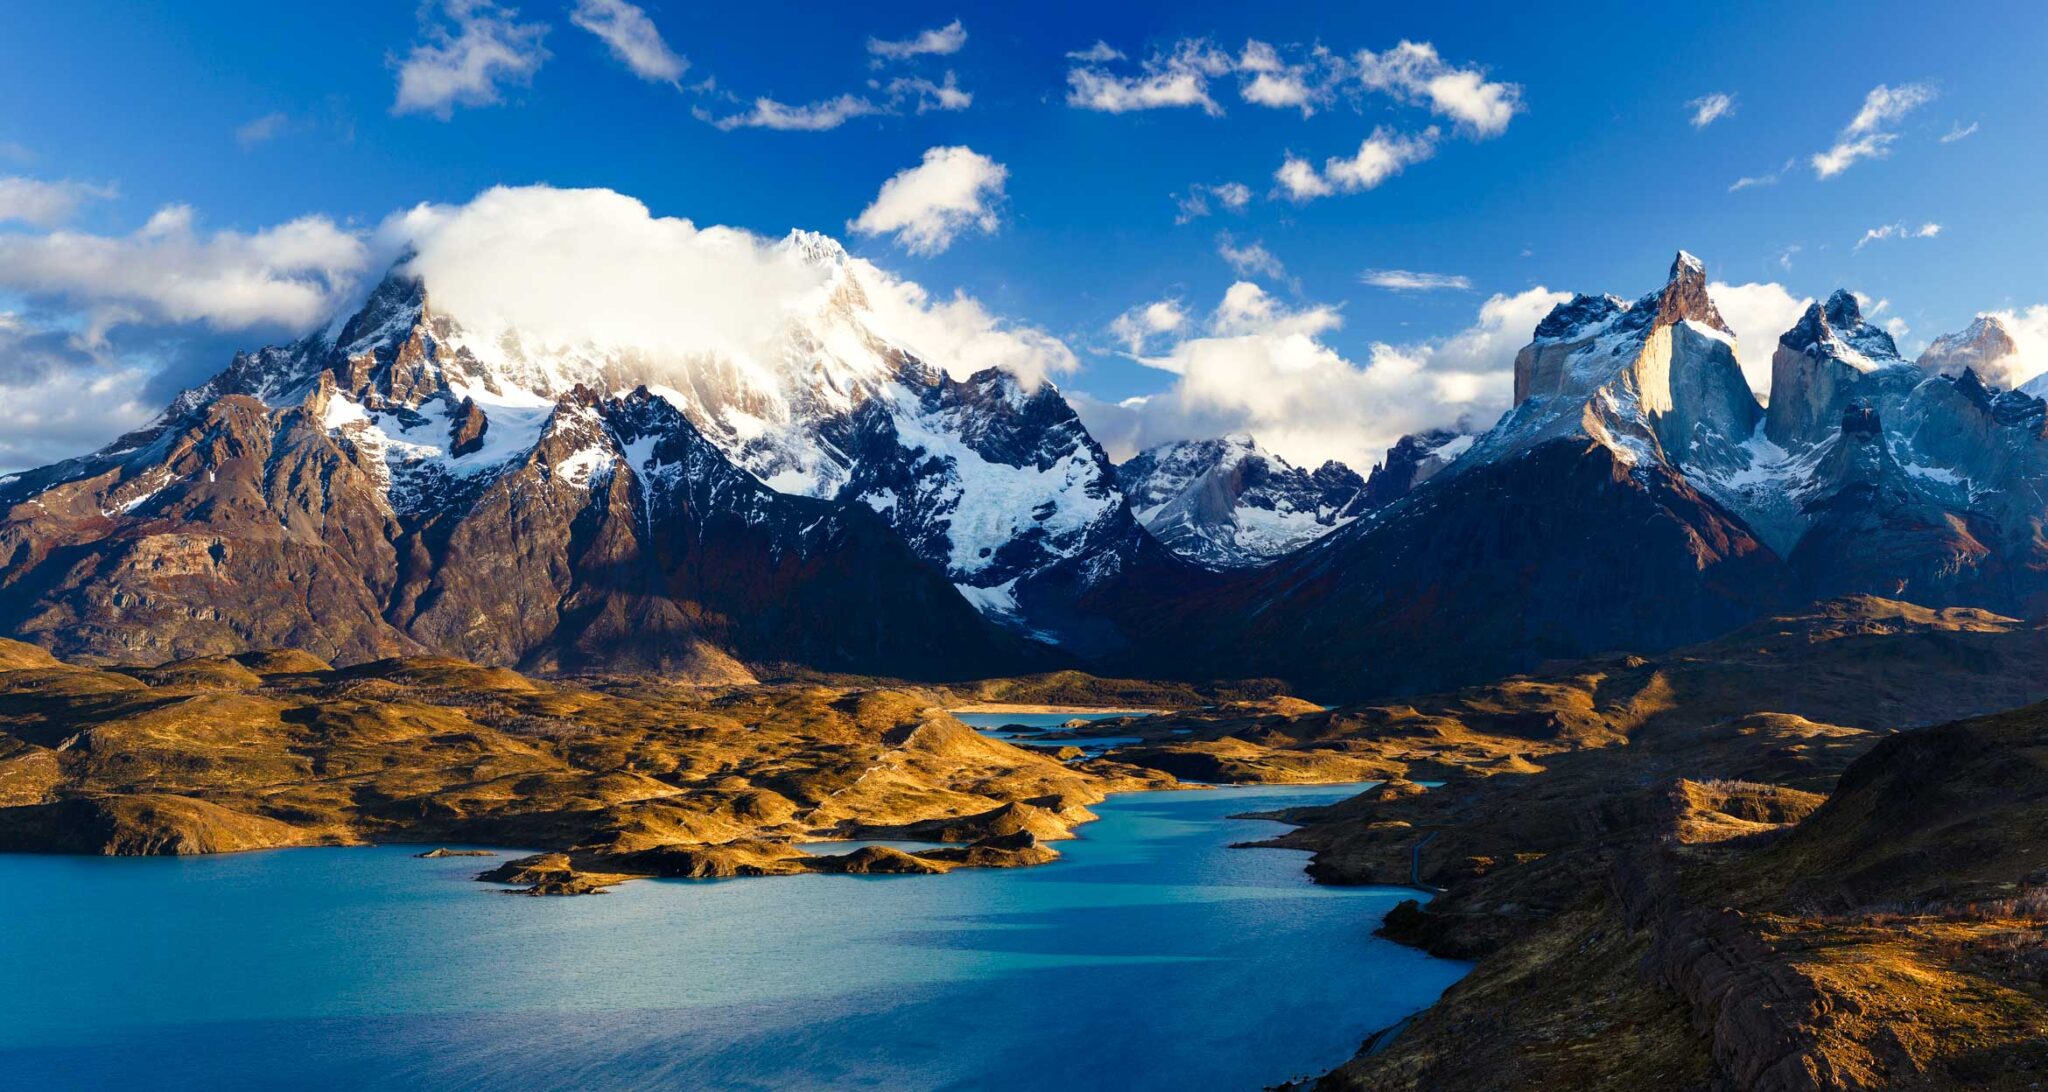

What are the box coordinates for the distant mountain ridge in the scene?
[4,235,2046,697]
[1102,253,2048,698]
[1115,434,1368,568]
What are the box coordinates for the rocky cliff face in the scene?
[1115,434,1369,569]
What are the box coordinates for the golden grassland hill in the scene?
[1283,600,2048,1091]
[1314,712,2048,1092]
[1073,597,2048,791]
[0,640,1177,892]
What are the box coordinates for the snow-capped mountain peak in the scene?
[1117,434,1368,568]
[1474,250,1757,475]
[1921,314,2034,391]
[132,228,1138,637]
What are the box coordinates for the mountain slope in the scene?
[0,366,1033,679]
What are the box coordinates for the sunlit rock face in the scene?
[1492,251,1759,476]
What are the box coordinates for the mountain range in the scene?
[2,240,2042,697]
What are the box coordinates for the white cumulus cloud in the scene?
[849,146,1007,255]
[1983,305,2048,388]
[391,185,1074,388]
[1275,127,1438,202]
[1347,41,1520,137]
[1708,281,1814,395]
[1065,39,1232,115]
[1108,299,1189,353]
[392,0,550,119]
[1076,280,1563,470]
[0,357,157,475]
[0,204,371,337]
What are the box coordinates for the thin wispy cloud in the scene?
[1729,158,1793,192]
[703,94,880,131]
[849,145,1007,255]
[1360,269,1472,291]
[235,112,290,148]
[699,72,970,131]
[1217,237,1286,280]
[1688,92,1736,128]
[570,0,687,86]
[1812,81,1936,178]
[1855,221,1942,250]
[1174,181,1251,224]
[391,0,550,119]
[876,73,972,114]
[1941,120,1980,143]
[695,21,969,131]
[868,20,966,62]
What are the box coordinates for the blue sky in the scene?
[2,0,2045,471]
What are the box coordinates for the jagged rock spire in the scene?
[1823,288,1863,328]
[1652,250,1730,332]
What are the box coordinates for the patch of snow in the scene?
[553,444,617,489]
[1681,319,1734,346]
[322,395,370,430]
[955,578,1020,617]
[1428,434,1475,461]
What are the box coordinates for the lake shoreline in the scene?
[946,703,1164,715]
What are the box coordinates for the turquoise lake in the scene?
[0,783,1466,1091]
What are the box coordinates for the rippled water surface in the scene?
[0,783,1466,1091]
